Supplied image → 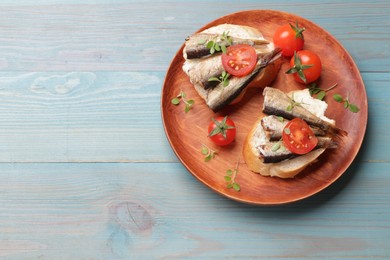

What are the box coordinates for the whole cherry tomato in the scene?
[208,116,236,146]
[273,22,305,57]
[286,50,322,84]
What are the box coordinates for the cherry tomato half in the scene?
[282,118,318,155]
[208,116,236,146]
[273,23,305,57]
[287,50,322,84]
[221,44,257,77]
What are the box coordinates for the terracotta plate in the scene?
[161,10,367,205]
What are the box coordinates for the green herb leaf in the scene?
[286,105,293,111]
[201,144,217,162]
[221,44,227,54]
[171,97,180,105]
[184,99,194,113]
[317,90,326,100]
[208,71,230,87]
[308,83,318,95]
[284,127,291,135]
[311,88,321,95]
[225,161,240,192]
[308,82,338,100]
[208,76,221,82]
[349,103,360,113]
[232,183,241,192]
[204,32,232,55]
[333,94,343,102]
[172,90,194,113]
[222,78,230,87]
[333,93,360,113]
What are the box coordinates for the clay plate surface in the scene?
[161,10,367,205]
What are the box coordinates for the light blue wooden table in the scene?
[0,0,388,259]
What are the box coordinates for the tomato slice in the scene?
[221,44,257,77]
[282,118,318,155]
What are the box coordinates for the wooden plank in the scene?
[0,1,387,72]
[0,162,388,258]
[0,71,170,162]
[0,71,386,163]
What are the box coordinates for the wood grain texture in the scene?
[0,0,388,258]
[0,71,172,162]
[0,162,389,259]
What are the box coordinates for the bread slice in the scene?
[182,24,281,111]
[243,116,326,178]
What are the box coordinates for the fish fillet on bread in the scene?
[182,24,282,112]
[243,87,346,178]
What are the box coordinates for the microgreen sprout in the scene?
[205,31,232,55]
[308,83,338,100]
[201,144,217,162]
[225,161,241,192]
[171,90,194,113]
[208,71,230,87]
[333,93,360,113]
[286,93,303,111]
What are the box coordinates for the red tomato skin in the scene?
[207,117,236,146]
[282,118,318,154]
[273,24,304,57]
[290,50,322,84]
[221,44,257,77]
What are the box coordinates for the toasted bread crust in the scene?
[243,116,326,178]
[243,117,270,175]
